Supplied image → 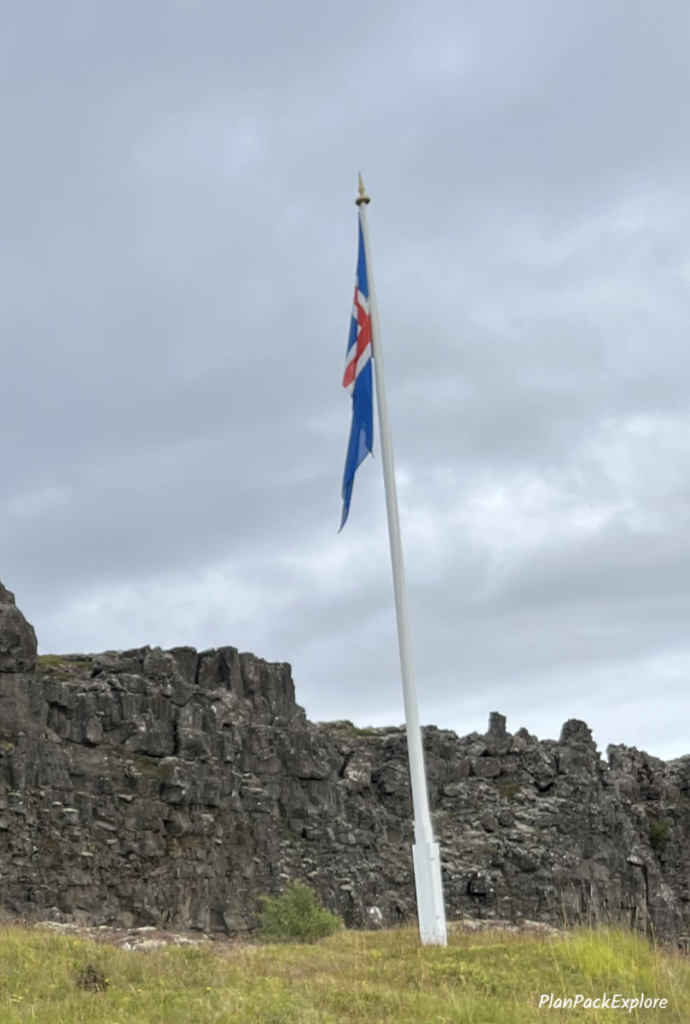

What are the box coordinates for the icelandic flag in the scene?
[340,213,374,530]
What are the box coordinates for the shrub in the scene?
[75,963,108,993]
[649,817,670,851]
[257,880,343,943]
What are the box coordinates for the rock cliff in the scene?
[0,576,689,941]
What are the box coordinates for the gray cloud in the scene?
[2,0,690,761]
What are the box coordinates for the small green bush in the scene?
[257,880,343,943]
[649,817,670,851]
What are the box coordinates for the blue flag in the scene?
[340,214,374,530]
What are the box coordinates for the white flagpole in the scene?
[355,174,447,947]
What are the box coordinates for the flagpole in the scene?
[355,174,447,947]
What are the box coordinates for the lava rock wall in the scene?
[1,576,689,940]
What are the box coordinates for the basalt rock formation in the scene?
[0,575,689,942]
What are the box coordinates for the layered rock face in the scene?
[0,576,689,940]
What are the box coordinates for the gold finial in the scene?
[355,172,370,205]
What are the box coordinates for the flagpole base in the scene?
[412,840,447,946]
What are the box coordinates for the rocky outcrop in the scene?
[0,579,37,673]
[0,580,44,744]
[0,574,689,942]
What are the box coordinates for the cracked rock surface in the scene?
[0,575,689,942]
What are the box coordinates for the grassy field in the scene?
[0,922,687,1023]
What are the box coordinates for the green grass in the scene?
[36,654,71,680]
[324,721,378,738]
[36,655,92,681]
[0,922,686,1022]
[349,726,377,737]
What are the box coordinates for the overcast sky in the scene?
[2,1,690,760]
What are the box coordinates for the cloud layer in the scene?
[2,0,690,758]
